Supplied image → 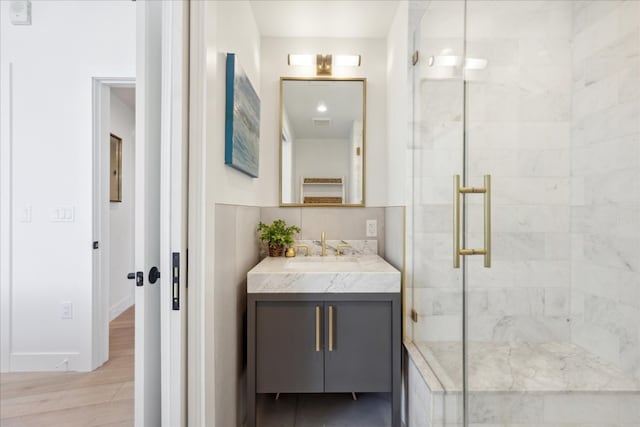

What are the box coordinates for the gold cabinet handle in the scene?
[453,174,492,268]
[328,305,334,352]
[315,305,321,352]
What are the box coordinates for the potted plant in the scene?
[257,219,301,257]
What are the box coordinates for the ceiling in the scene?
[283,80,363,139]
[250,1,400,38]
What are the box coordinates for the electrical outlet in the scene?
[61,302,73,319]
[366,219,377,237]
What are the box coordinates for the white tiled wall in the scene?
[570,0,640,380]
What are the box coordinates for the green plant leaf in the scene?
[257,219,301,248]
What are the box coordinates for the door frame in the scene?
[91,77,136,370]
[159,1,189,425]
[186,0,207,424]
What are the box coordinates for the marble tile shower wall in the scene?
[413,1,574,344]
[570,0,640,380]
[463,1,574,343]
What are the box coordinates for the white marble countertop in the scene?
[247,255,401,294]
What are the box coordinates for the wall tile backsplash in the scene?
[259,207,386,257]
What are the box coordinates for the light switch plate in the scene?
[20,206,32,223]
[366,219,377,237]
[51,207,75,222]
[61,302,73,319]
[10,1,31,25]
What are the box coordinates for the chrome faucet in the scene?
[321,232,327,256]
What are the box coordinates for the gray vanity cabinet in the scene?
[324,301,392,392]
[247,293,401,427]
[256,301,324,393]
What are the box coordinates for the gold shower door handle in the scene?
[315,305,321,352]
[453,174,491,268]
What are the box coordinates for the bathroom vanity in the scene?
[246,255,401,427]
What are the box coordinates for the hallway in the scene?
[0,307,134,426]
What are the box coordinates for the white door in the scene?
[134,1,188,426]
[134,1,162,426]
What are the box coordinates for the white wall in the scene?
[196,1,262,425]
[0,1,136,372]
[109,91,135,320]
[261,37,388,206]
[206,2,266,207]
[386,0,409,206]
[293,138,350,201]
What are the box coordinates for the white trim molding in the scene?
[10,352,81,372]
[0,63,14,373]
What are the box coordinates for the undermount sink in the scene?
[247,254,400,294]
[284,256,361,270]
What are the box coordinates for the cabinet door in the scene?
[256,301,324,393]
[324,301,392,392]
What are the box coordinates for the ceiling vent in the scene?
[312,117,331,127]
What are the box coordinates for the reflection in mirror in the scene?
[280,78,365,206]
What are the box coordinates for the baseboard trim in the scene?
[110,295,134,321]
[10,352,83,372]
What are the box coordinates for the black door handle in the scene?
[128,271,144,286]
[149,266,160,284]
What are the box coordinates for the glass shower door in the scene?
[411,1,465,425]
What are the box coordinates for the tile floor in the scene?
[256,392,392,427]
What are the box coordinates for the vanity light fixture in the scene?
[316,54,332,76]
[288,53,361,76]
[334,54,361,67]
[317,102,327,113]
[287,54,315,66]
[464,57,488,70]
[427,55,488,70]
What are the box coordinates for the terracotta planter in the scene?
[268,245,285,257]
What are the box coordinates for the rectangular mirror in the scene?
[280,78,366,206]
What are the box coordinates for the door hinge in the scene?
[412,50,419,66]
[172,252,180,310]
[411,309,418,323]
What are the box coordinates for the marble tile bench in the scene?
[406,341,640,427]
